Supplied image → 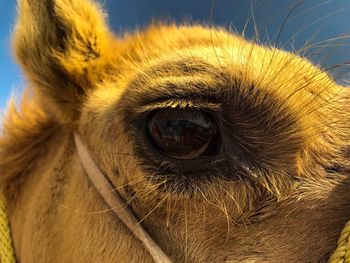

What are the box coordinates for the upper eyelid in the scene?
[135,99,222,113]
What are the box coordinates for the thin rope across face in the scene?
[73,133,173,263]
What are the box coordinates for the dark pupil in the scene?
[147,109,219,159]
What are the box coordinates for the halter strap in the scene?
[74,133,173,263]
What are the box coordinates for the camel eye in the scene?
[146,108,220,160]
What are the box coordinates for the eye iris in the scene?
[147,109,219,159]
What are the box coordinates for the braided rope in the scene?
[329,220,350,263]
[0,192,16,263]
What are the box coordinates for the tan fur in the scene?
[2,0,350,262]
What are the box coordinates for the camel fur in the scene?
[1,0,350,262]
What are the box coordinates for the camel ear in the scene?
[13,0,115,122]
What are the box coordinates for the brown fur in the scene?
[2,0,350,262]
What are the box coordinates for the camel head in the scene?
[1,0,350,262]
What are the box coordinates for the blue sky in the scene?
[0,1,23,110]
[1,0,350,111]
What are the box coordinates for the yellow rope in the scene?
[0,192,16,263]
[329,220,350,263]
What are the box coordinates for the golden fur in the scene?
[1,0,350,262]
